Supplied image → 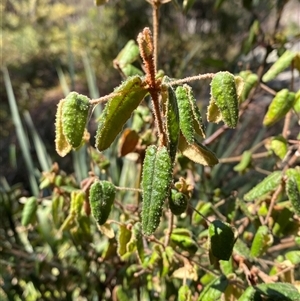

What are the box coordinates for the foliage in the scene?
[1,0,300,300]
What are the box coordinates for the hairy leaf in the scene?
[286,170,300,216]
[244,171,282,201]
[89,180,116,225]
[176,84,205,140]
[169,189,188,215]
[55,99,72,157]
[239,71,258,102]
[95,76,148,152]
[62,92,91,148]
[208,220,237,261]
[233,150,252,172]
[262,50,297,82]
[263,89,295,126]
[198,276,228,301]
[178,135,218,166]
[141,145,172,235]
[21,197,38,226]
[210,71,239,128]
[250,225,273,257]
[253,282,300,301]
[162,83,180,162]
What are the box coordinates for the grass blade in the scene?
[2,67,39,196]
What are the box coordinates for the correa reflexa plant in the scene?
[55,27,241,251]
[15,1,300,300]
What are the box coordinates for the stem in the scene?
[149,89,167,146]
[90,92,123,105]
[169,73,215,86]
[219,151,270,163]
[115,186,142,193]
[282,110,292,139]
[152,0,160,72]
[189,204,211,224]
[164,209,174,246]
[263,184,283,226]
[203,125,228,146]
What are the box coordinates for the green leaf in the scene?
[113,40,143,77]
[162,83,180,163]
[169,189,188,215]
[242,20,260,54]
[178,135,219,166]
[55,99,72,157]
[171,230,198,254]
[238,286,256,301]
[89,180,116,225]
[95,76,148,152]
[254,282,300,301]
[141,145,172,235]
[233,238,252,260]
[239,71,258,102]
[207,98,222,124]
[198,275,228,301]
[192,201,211,224]
[233,150,252,172]
[262,50,297,82]
[176,84,206,140]
[132,222,145,262]
[176,85,195,144]
[210,71,240,128]
[272,207,293,236]
[114,40,140,67]
[250,225,273,257]
[178,285,192,301]
[21,197,38,226]
[263,89,295,126]
[61,92,91,149]
[114,285,131,301]
[244,171,282,201]
[293,90,300,113]
[285,251,300,264]
[286,173,300,216]
[117,223,132,258]
[70,190,85,217]
[208,220,238,261]
[270,136,288,159]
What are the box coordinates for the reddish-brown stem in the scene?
[152,0,160,72]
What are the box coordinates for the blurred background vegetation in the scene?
[1,0,299,188]
[1,0,299,300]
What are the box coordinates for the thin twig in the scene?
[263,184,283,226]
[152,0,160,72]
[203,125,228,146]
[219,151,270,163]
[164,209,174,246]
[169,73,215,86]
[282,110,292,139]
[267,239,296,253]
[115,186,143,193]
[260,83,276,96]
[90,91,124,105]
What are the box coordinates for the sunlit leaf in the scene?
[244,171,282,201]
[141,145,172,235]
[250,225,273,257]
[178,135,218,166]
[263,89,295,126]
[96,76,148,152]
[262,50,297,82]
